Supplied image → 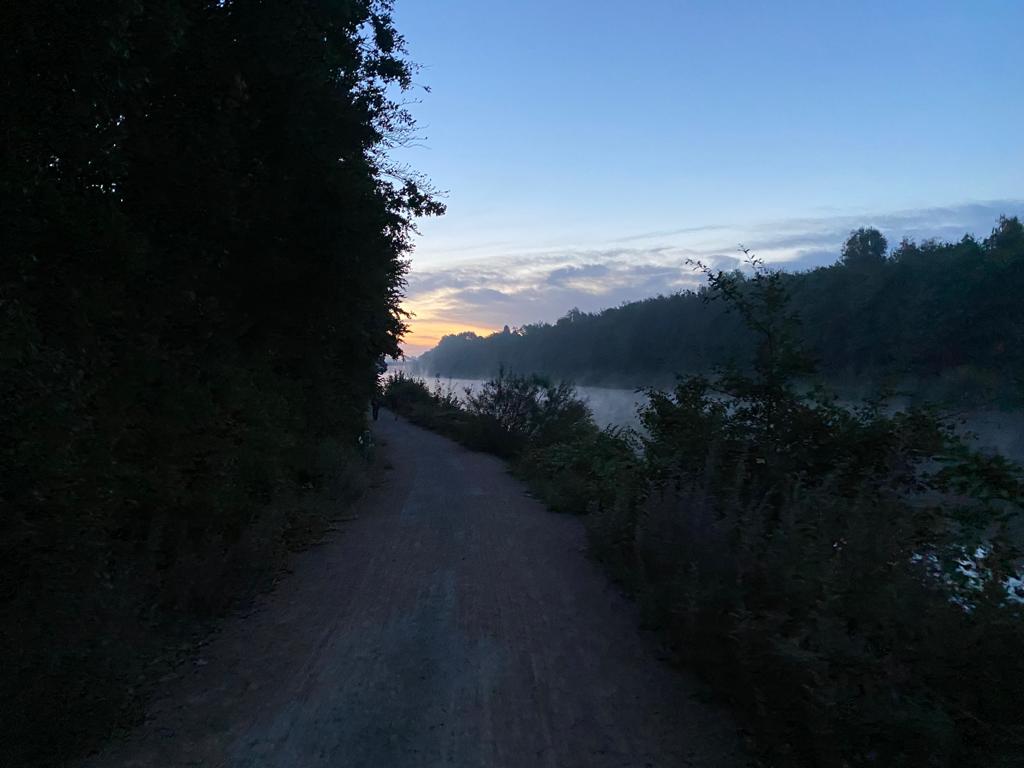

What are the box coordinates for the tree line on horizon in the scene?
[1,1,439,763]
[416,217,1024,404]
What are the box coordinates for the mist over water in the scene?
[397,368,1024,461]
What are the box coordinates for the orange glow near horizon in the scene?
[400,316,499,358]
[398,292,501,357]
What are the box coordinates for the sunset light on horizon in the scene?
[392,0,1022,358]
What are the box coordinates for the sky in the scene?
[388,0,1024,356]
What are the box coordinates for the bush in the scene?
[384,369,607,461]
[463,369,594,447]
[524,427,641,515]
[383,370,638,507]
[613,258,1024,765]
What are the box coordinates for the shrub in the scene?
[524,427,641,515]
[463,369,594,446]
[614,256,1024,765]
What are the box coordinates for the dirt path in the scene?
[82,413,747,768]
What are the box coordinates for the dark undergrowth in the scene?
[5,440,371,765]
[384,259,1024,767]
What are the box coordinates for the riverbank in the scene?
[400,373,1024,461]
[384,369,1024,767]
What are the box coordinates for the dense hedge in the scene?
[0,2,439,763]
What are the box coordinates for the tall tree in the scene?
[1,2,441,763]
[840,227,888,267]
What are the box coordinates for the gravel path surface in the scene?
[82,412,747,768]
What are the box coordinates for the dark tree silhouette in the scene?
[840,226,888,267]
[1,2,440,763]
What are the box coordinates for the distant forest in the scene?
[416,218,1024,403]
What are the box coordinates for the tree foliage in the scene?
[0,2,439,762]
[841,226,888,267]
[626,257,1024,766]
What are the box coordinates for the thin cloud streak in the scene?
[608,223,731,243]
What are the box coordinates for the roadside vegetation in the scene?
[1,2,440,764]
[417,218,1024,407]
[385,255,1024,767]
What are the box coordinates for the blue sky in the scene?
[389,0,1024,354]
